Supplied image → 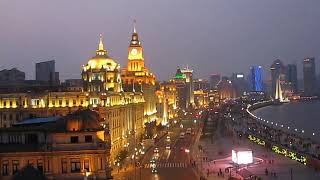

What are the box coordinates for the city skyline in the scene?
[0,0,320,81]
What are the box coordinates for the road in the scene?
[113,118,199,180]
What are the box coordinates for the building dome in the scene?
[83,34,119,71]
[86,56,118,71]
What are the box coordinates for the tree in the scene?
[12,165,47,180]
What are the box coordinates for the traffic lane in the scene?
[113,167,155,180]
[155,167,198,180]
[168,135,193,163]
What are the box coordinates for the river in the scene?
[253,101,320,140]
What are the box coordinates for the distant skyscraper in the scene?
[36,60,59,84]
[270,59,285,96]
[303,57,317,96]
[285,64,298,93]
[0,68,25,82]
[209,74,221,89]
[231,73,248,96]
[193,78,209,91]
[181,66,194,108]
[250,66,263,92]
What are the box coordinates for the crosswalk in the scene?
[143,162,188,168]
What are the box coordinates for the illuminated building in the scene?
[303,57,316,96]
[82,34,123,95]
[270,59,285,97]
[121,21,156,124]
[155,81,178,125]
[173,66,194,110]
[250,66,263,92]
[193,90,208,108]
[208,89,220,107]
[0,110,111,180]
[217,77,236,100]
[0,35,146,163]
[181,66,194,108]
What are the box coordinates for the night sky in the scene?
[0,0,319,81]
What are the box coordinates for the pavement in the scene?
[192,114,320,180]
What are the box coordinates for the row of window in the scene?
[1,159,43,176]
[70,135,93,144]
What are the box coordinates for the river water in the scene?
[253,101,320,140]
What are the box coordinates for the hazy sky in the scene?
[0,0,319,81]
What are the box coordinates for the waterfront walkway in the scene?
[195,133,320,180]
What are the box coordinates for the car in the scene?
[151,168,158,174]
[154,147,159,153]
[166,135,171,142]
[186,128,192,134]
[166,144,171,150]
[179,132,185,139]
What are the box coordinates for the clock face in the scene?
[131,48,138,55]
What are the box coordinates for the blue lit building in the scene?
[250,66,263,92]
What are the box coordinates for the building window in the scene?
[59,100,62,105]
[85,135,92,143]
[98,157,103,170]
[70,136,79,143]
[73,100,76,105]
[2,160,8,176]
[37,159,43,172]
[71,159,81,173]
[3,101,6,107]
[12,160,19,174]
[52,100,55,106]
[84,159,90,172]
[61,159,67,173]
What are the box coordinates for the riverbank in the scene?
[245,101,320,171]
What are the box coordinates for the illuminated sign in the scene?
[232,149,253,165]
[272,145,307,165]
[248,135,265,146]
[236,74,244,78]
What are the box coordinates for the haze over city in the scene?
[1,0,320,80]
[1,1,320,180]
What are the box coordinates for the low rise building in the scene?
[0,109,111,180]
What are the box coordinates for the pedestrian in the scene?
[265,168,268,176]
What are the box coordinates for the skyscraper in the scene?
[231,73,248,96]
[250,66,263,92]
[209,74,221,89]
[303,57,317,96]
[36,60,59,84]
[285,64,298,93]
[270,59,285,96]
[181,66,194,108]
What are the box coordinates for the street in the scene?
[113,118,200,180]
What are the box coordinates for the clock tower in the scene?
[122,20,157,124]
[127,21,145,72]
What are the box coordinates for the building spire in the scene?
[96,34,107,56]
[98,34,104,51]
[130,20,140,46]
[133,19,137,33]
